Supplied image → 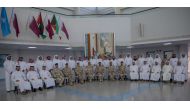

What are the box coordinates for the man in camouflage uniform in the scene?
[51,63,64,86]
[119,61,126,80]
[63,63,73,86]
[96,62,104,82]
[85,62,94,82]
[75,62,84,84]
[108,61,115,80]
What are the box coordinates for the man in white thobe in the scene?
[146,54,154,67]
[60,56,67,70]
[27,66,43,92]
[140,61,150,80]
[179,54,188,81]
[44,56,53,71]
[90,56,96,65]
[39,65,55,88]
[162,61,173,82]
[76,57,83,67]
[112,56,118,79]
[53,55,62,69]
[103,57,109,80]
[27,59,37,72]
[150,62,161,81]
[18,57,27,73]
[35,56,44,72]
[125,54,132,79]
[4,55,15,92]
[173,61,185,83]
[11,65,31,94]
[138,55,145,68]
[169,54,178,68]
[68,56,76,81]
[117,55,124,66]
[83,57,89,68]
[130,61,139,80]
[153,54,162,65]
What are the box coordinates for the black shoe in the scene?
[39,87,43,91]
[33,89,36,92]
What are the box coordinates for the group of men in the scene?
[3,53,188,94]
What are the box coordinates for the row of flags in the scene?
[0,7,69,40]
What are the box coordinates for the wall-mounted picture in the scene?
[84,32,115,57]
[164,50,173,59]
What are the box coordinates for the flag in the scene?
[29,17,40,37]
[13,14,20,37]
[1,7,11,37]
[37,12,46,39]
[61,22,69,40]
[46,19,54,39]
[51,14,59,34]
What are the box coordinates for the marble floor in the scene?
[0,79,190,101]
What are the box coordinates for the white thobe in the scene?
[174,66,185,82]
[150,65,161,81]
[4,60,15,91]
[36,60,45,72]
[130,65,139,80]
[44,60,53,71]
[68,60,76,69]
[125,57,132,66]
[103,60,109,67]
[11,71,31,92]
[170,58,178,68]
[60,59,67,69]
[117,58,124,66]
[76,61,84,67]
[140,64,150,80]
[180,57,188,80]
[27,71,43,89]
[138,58,145,67]
[153,58,162,65]
[53,59,62,69]
[90,59,97,66]
[39,70,55,88]
[112,60,118,68]
[18,61,27,72]
[146,57,154,67]
[162,65,172,81]
[83,60,88,67]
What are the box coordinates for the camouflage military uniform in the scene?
[96,65,104,82]
[51,68,64,86]
[119,65,126,80]
[63,67,73,85]
[75,66,84,84]
[108,65,115,80]
[85,65,94,82]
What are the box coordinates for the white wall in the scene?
[131,8,190,43]
[68,16,131,47]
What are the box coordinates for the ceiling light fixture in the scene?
[28,46,37,49]
[65,47,72,50]
[127,46,134,49]
[163,42,172,46]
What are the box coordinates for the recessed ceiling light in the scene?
[127,46,134,49]
[163,42,172,46]
[65,47,72,50]
[28,46,37,49]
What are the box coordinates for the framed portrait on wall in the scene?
[0,54,9,68]
[164,50,173,59]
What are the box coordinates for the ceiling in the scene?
[32,7,159,16]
